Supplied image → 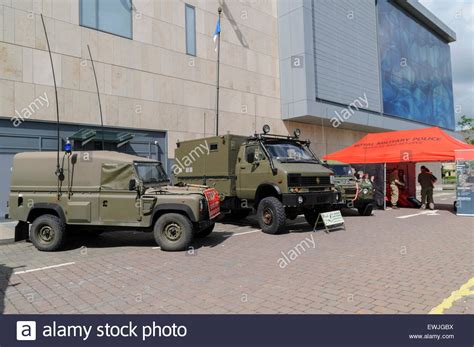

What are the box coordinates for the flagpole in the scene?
[215,7,222,136]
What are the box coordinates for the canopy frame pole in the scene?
[383,163,387,210]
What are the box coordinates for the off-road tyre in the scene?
[195,223,215,238]
[358,204,373,216]
[154,213,193,251]
[257,197,286,234]
[30,214,66,252]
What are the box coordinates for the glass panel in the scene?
[185,4,196,55]
[80,0,98,29]
[377,0,455,130]
[98,0,132,38]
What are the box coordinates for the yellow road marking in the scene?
[429,277,474,314]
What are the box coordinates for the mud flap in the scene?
[14,221,30,242]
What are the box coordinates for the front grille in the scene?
[288,174,330,187]
[344,188,357,195]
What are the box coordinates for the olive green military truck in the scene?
[174,126,339,234]
[323,160,375,216]
[8,151,220,252]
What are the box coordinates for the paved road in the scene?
[0,192,472,314]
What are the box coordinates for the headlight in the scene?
[330,175,335,184]
[362,188,369,195]
[297,196,304,204]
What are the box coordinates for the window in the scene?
[80,0,132,39]
[185,4,196,55]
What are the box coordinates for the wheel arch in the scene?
[150,204,196,227]
[254,183,282,207]
[27,203,66,223]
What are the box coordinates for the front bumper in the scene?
[281,191,338,207]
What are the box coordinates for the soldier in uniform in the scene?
[389,168,405,209]
[418,165,437,210]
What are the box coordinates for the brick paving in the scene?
[0,193,472,314]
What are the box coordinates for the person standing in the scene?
[418,166,437,210]
[389,168,405,209]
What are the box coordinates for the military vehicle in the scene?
[323,160,375,216]
[8,151,220,252]
[174,125,339,234]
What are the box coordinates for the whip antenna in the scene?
[87,44,105,150]
[40,14,63,197]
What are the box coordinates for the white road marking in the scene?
[433,192,455,197]
[152,246,161,249]
[14,262,75,275]
[223,230,260,238]
[397,210,439,219]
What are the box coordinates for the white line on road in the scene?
[223,230,260,238]
[397,210,439,219]
[13,262,76,275]
[152,246,161,249]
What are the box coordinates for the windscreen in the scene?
[265,142,316,162]
[134,162,169,184]
[329,165,354,176]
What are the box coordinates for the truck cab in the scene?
[174,125,340,234]
[9,151,220,252]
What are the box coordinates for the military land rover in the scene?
[8,151,220,252]
[323,160,375,216]
[174,126,339,234]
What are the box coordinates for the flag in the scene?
[213,17,221,52]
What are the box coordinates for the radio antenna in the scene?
[41,14,63,198]
[87,44,105,150]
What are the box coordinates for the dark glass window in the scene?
[185,4,196,55]
[80,0,132,39]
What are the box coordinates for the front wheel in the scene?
[304,206,330,226]
[257,197,286,234]
[358,204,373,216]
[30,214,66,251]
[154,213,193,251]
[195,223,215,238]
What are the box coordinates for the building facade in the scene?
[0,0,456,217]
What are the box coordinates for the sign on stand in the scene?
[314,210,345,233]
[455,149,474,217]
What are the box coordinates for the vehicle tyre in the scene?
[358,204,373,216]
[257,197,286,234]
[304,206,331,226]
[154,213,193,251]
[30,214,66,252]
[196,223,215,238]
[304,208,319,226]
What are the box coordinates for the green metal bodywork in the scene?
[174,134,338,211]
[324,161,374,206]
[8,151,212,228]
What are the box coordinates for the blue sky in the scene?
[419,0,474,126]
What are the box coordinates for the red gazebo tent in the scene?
[323,127,474,164]
[323,127,474,210]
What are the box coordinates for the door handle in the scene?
[240,166,246,169]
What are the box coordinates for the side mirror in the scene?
[129,179,137,191]
[71,153,78,165]
[254,151,265,162]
